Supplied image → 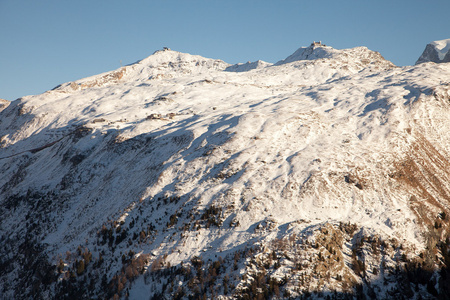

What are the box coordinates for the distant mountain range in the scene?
[1,40,450,299]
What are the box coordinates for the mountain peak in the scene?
[275,42,394,71]
[416,38,450,64]
[51,48,230,93]
[275,41,338,65]
[128,48,229,75]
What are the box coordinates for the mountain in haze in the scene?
[416,38,450,64]
[1,42,450,299]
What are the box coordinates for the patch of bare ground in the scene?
[394,132,450,222]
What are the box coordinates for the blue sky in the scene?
[1,0,449,101]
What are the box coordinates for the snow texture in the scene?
[1,42,450,299]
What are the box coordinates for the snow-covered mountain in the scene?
[416,38,450,64]
[1,43,450,299]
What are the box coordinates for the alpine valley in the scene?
[1,41,450,300]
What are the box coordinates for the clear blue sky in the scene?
[1,0,449,101]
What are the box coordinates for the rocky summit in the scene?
[416,38,450,64]
[1,43,450,299]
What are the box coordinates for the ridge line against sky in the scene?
[1,0,450,101]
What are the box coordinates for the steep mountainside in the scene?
[1,43,450,299]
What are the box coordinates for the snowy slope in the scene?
[1,43,450,299]
[225,60,272,72]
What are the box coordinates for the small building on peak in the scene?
[311,41,326,47]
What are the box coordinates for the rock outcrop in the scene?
[416,39,450,64]
[0,98,9,113]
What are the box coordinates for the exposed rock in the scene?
[416,39,450,64]
[0,98,9,113]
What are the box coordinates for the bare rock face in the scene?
[0,98,9,113]
[416,39,450,64]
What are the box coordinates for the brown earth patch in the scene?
[393,132,450,228]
